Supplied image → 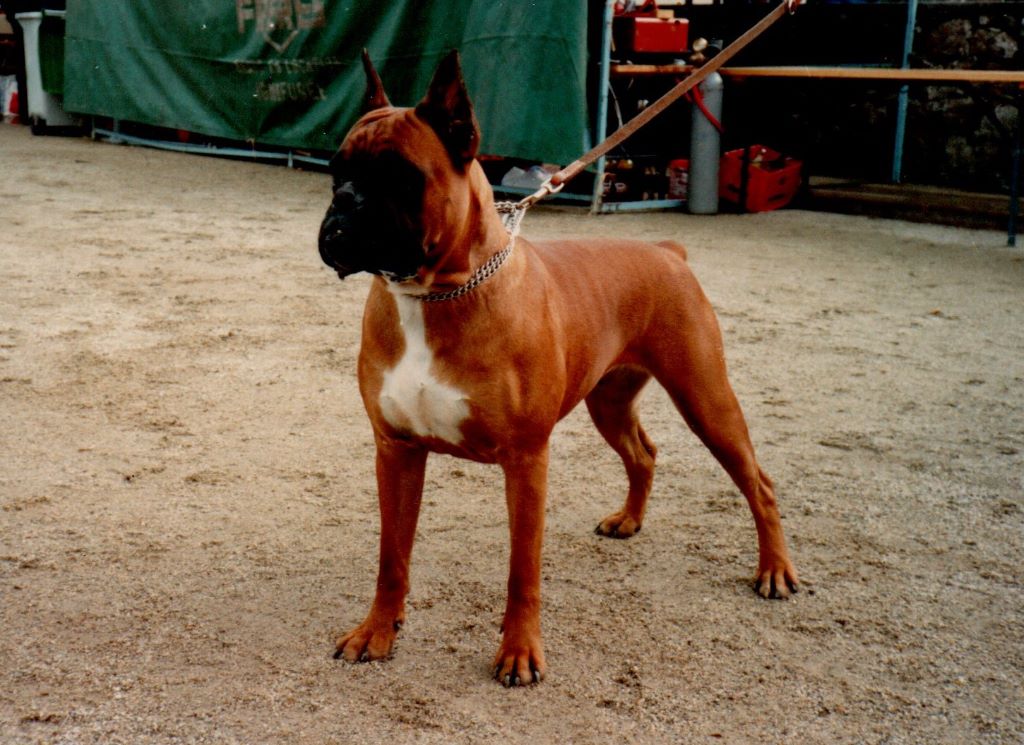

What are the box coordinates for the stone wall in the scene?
[908,7,1020,191]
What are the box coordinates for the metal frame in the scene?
[587,0,686,214]
[92,125,330,168]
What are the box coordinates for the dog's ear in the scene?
[415,50,480,166]
[361,49,391,111]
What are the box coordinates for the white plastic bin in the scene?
[15,10,75,128]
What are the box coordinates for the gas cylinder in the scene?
[687,71,723,215]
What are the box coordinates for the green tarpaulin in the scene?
[63,1,590,164]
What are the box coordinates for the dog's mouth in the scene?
[323,245,360,280]
[323,256,360,281]
[320,238,421,284]
[320,225,426,283]
[376,268,420,283]
[332,266,417,283]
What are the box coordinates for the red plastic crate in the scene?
[719,145,802,213]
[614,17,689,54]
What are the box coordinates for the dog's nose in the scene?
[318,212,347,266]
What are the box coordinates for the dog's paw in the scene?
[753,560,799,599]
[492,633,546,687]
[594,510,642,539]
[333,616,402,663]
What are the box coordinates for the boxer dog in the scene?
[318,51,798,687]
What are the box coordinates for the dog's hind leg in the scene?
[649,313,798,598]
[586,365,657,539]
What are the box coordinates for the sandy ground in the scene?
[1,123,1022,744]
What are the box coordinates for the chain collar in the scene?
[411,201,526,303]
[416,237,514,303]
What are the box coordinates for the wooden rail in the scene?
[611,64,1024,85]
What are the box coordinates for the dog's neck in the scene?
[412,162,512,294]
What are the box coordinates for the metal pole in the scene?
[590,0,616,214]
[892,0,918,183]
[1009,87,1021,247]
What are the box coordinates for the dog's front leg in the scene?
[335,436,427,662]
[493,447,549,686]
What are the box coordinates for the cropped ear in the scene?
[361,49,391,111]
[415,50,480,167]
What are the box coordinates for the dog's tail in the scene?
[655,239,688,262]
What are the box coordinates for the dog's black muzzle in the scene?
[319,207,425,283]
[318,183,366,278]
[318,214,359,279]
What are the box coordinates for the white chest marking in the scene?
[378,290,470,444]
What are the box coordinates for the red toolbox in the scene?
[719,145,803,213]
[614,17,689,54]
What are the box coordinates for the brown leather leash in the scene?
[518,0,800,208]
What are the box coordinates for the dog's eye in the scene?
[330,151,424,213]
[372,153,425,209]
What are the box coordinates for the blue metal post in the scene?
[590,0,616,214]
[892,0,918,183]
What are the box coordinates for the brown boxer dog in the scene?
[318,51,798,687]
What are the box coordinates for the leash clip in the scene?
[517,179,565,209]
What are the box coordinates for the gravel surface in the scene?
[1,124,1022,744]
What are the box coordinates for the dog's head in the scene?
[318,51,482,282]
